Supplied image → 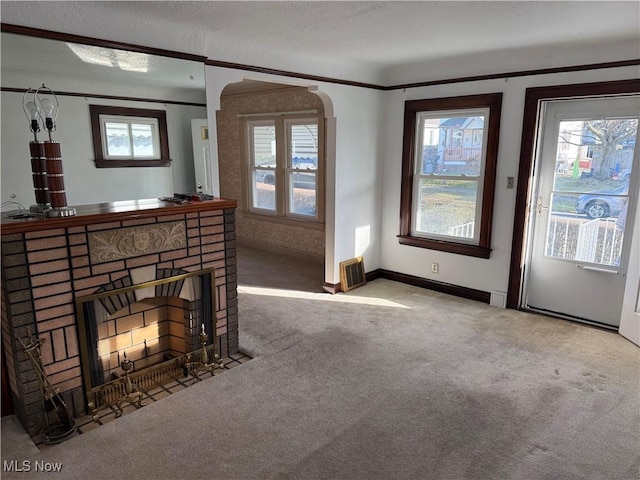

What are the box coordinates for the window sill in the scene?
[94,158,172,168]
[243,211,325,231]
[398,235,491,259]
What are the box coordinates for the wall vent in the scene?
[340,257,366,292]
[490,291,507,308]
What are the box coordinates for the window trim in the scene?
[242,113,324,224]
[398,93,502,258]
[90,105,171,168]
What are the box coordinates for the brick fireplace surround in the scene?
[1,198,238,434]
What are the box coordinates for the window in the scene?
[90,105,171,167]
[399,93,502,258]
[244,115,323,222]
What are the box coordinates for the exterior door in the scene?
[524,96,639,328]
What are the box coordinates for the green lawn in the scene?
[419,181,476,235]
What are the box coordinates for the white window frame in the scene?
[411,107,489,245]
[247,119,278,215]
[284,118,319,218]
[100,115,161,160]
[243,114,323,224]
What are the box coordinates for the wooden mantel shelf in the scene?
[1,197,238,235]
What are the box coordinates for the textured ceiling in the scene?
[95,1,640,68]
[1,1,639,87]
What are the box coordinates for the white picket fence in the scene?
[547,216,622,266]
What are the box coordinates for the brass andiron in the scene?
[185,324,223,380]
[19,329,77,444]
[115,351,145,418]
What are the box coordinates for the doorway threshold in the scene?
[522,306,619,332]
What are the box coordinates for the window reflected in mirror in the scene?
[90,105,170,167]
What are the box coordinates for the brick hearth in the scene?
[1,200,238,434]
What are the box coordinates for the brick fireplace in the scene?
[1,199,238,434]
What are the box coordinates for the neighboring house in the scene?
[439,116,484,164]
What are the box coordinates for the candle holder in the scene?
[184,324,223,380]
[115,351,145,418]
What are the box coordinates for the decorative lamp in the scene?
[22,88,50,214]
[39,96,58,135]
[35,84,76,218]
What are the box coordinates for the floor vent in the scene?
[340,257,366,292]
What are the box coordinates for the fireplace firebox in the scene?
[77,267,220,415]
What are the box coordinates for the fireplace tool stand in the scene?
[115,352,145,418]
[19,329,77,444]
[185,325,224,381]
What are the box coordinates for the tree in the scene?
[584,119,637,178]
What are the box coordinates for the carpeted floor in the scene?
[1,245,639,480]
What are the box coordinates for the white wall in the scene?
[316,81,385,282]
[379,65,640,296]
[1,91,205,206]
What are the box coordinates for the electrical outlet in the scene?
[507,177,515,189]
[431,262,439,274]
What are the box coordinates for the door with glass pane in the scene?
[524,96,639,327]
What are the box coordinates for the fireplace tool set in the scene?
[19,329,77,444]
[22,84,76,218]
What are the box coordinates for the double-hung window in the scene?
[90,105,171,167]
[245,115,322,222]
[399,94,502,258]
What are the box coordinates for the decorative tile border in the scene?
[88,221,186,264]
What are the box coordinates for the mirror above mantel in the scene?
[1,26,209,210]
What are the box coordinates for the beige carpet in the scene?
[1,245,638,480]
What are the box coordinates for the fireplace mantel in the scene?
[1,197,238,234]
[1,197,238,434]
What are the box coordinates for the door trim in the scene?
[507,78,640,309]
